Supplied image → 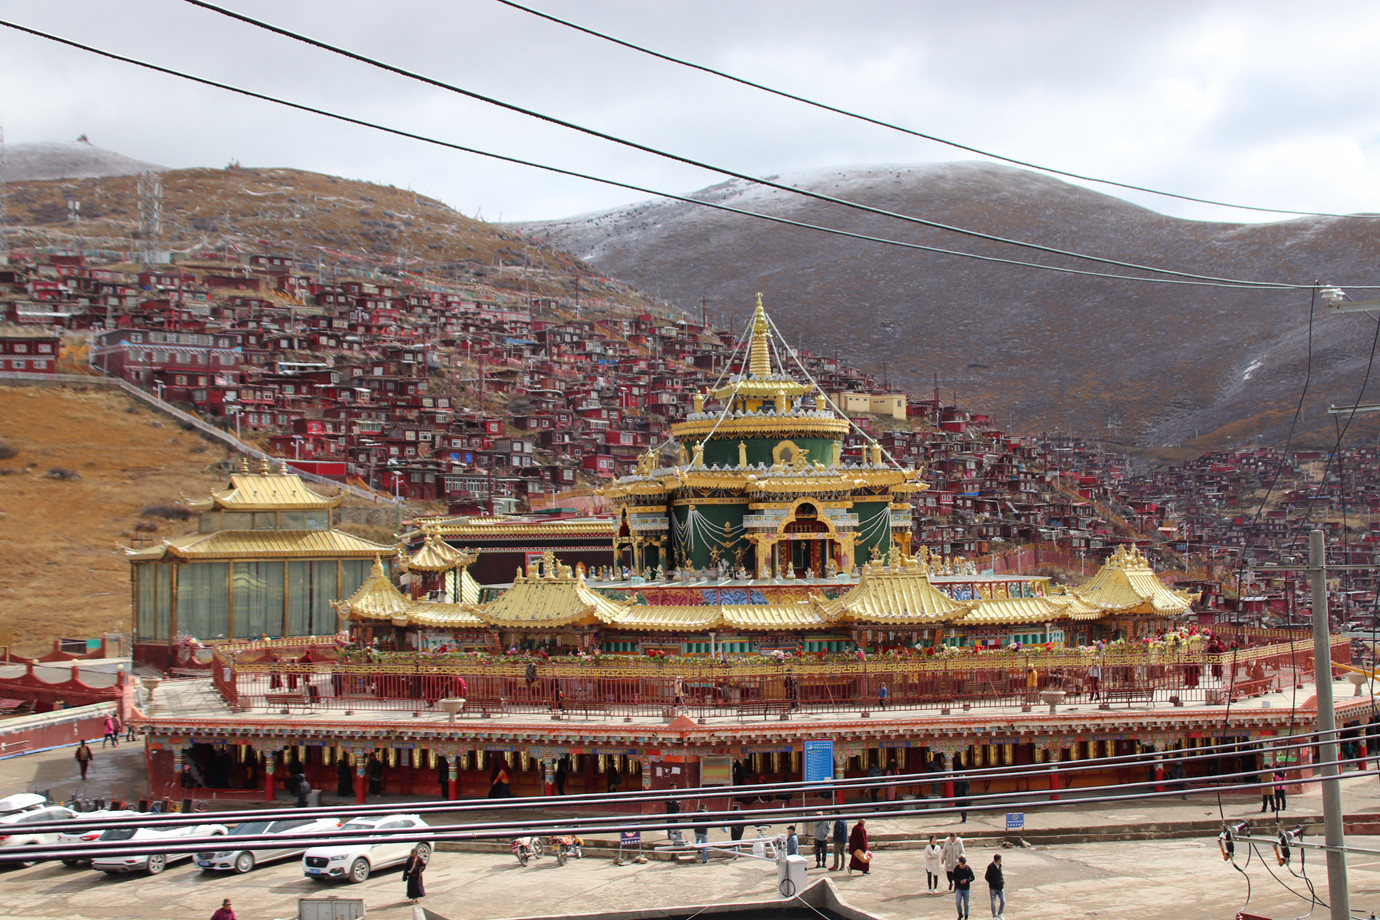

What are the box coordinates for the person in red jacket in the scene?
[210,899,235,920]
[847,819,870,875]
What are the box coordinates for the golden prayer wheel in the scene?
[790,751,800,774]
[323,746,334,767]
[474,750,485,771]
[1002,744,1014,766]
[1105,740,1116,759]
[519,751,531,772]
[770,752,781,774]
[1034,747,1045,764]
[428,749,438,769]
[387,748,398,769]
[1067,742,1079,761]
[597,754,606,774]
[971,745,984,768]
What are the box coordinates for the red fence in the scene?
[219,638,1347,719]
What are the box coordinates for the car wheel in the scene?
[414,844,432,862]
[146,854,167,875]
[61,859,82,868]
[234,852,255,874]
[348,857,370,883]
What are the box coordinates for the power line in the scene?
[0,19,1334,293]
[178,0,1325,291]
[490,0,1368,223]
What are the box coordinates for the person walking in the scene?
[812,816,830,868]
[210,898,235,920]
[942,832,966,890]
[336,758,354,798]
[401,844,428,902]
[101,714,119,748]
[985,853,1005,920]
[1259,769,1275,813]
[1274,769,1288,812]
[693,805,710,863]
[607,762,622,794]
[847,818,870,875]
[924,834,944,893]
[953,855,975,920]
[74,740,93,781]
[830,814,847,870]
[877,683,888,710]
[488,762,511,799]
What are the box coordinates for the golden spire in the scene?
[748,292,771,378]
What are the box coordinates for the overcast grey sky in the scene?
[2,0,1379,223]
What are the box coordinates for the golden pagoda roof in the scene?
[721,603,833,630]
[403,533,476,572]
[432,518,616,538]
[478,552,631,628]
[602,605,726,632]
[707,296,810,403]
[133,529,392,561]
[823,549,970,624]
[185,459,345,512]
[401,601,488,629]
[337,557,412,623]
[456,567,481,606]
[956,596,1068,626]
[1073,545,1197,615]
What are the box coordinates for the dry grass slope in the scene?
[0,387,227,655]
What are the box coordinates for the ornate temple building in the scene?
[126,300,1363,817]
[126,460,391,668]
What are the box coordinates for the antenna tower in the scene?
[137,171,163,267]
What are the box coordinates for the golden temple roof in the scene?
[401,601,488,629]
[604,605,726,632]
[477,553,631,628]
[721,603,832,630]
[403,533,476,572]
[823,550,970,624]
[337,557,412,623]
[707,296,810,403]
[432,518,616,538]
[1073,545,1196,615]
[456,567,481,606]
[185,460,344,512]
[134,529,392,561]
[956,596,1070,626]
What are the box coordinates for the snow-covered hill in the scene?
[2,139,164,181]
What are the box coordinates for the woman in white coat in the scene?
[923,834,944,893]
[941,832,966,891]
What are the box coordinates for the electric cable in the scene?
[490,0,1367,222]
[178,0,1351,292]
[2,17,1322,293]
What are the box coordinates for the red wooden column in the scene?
[448,758,459,801]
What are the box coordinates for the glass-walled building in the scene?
[128,460,391,667]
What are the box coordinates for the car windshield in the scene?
[100,828,138,841]
[229,821,273,836]
[340,819,380,831]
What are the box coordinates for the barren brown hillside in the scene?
[0,386,226,655]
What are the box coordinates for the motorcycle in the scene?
[511,836,544,866]
[550,834,583,865]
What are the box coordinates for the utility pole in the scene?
[1308,528,1350,920]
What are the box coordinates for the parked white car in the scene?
[0,805,78,867]
[0,794,47,817]
[302,814,432,883]
[90,822,228,875]
[55,810,141,866]
[196,816,341,874]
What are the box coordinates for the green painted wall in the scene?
[852,500,893,563]
[702,436,840,468]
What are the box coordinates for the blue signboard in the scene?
[620,831,641,845]
[1006,813,1024,831]
[803,739,834,788]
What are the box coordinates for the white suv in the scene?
[302,814,432,883]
